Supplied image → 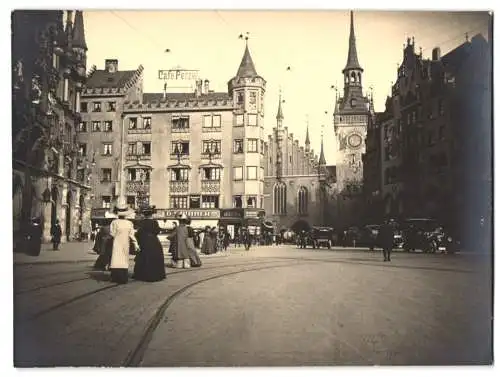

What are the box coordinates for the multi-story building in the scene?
[84,42,268,234]
[332,11,374,228]
[78,59,144,215]
[361,110,383,223]
[263,98,335,232]
[12,10,91,244]
[375,33,491,247]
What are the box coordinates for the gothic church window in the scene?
[273,182,287,215]
[297,186,308,215]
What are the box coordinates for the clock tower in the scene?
[333,11,372,192]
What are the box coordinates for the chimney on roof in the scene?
[105,59,118,73]
[195,79,202,97]
[432,47,441,61]
[204,79,209,94]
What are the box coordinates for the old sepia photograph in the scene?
[9,4,493,369]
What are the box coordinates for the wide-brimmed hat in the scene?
[115,202,134,217]
[142,205,157,216]
[178,213,190,223]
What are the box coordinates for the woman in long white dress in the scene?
[109,204,139,284]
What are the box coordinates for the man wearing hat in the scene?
[109,202,139,283]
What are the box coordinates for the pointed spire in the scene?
[65,10,73,44]
[343,11,363,73]
[236,42,258,78]
[305,116,310,146]
[319,128,326,165]
[72,10,87,50]
[276,90,284,121]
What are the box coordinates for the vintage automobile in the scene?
[311,227,335,249]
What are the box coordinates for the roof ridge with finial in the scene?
[319,127,326,165]
[343,10,363,73]
[305,115,310,145]
[276,89,284,121]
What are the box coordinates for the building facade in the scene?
[263,98,335,231]
[367,33,491,247]
[78,59,144,212]
[361,110,383,224]
[332,11,374,228]
[83,43,268,234]
[12,10,92,244]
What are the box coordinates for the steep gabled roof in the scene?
[85,70,137,89]
[441,33,486,75]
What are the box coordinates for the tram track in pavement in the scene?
[123,258,322,366]
[14,257,271,296]
[122,253,481,366]
[16,258,295,322]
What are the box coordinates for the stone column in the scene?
[59,182,68,243]
[81,192,92,237]
[72,187,81,238]
[42,201,52,243]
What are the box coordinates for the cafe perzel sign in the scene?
[158,69,199,81]
[159,209,220,219]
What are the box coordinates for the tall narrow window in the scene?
[273,182,287,215]
[297,186,308,215]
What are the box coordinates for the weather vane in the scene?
[238,32,250,41]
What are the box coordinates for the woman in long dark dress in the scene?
[133,207,166,282]
[93,225,113,271]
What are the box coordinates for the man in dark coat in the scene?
[51,219,62,250]
[378,219,395,262]
[27,217,43,256]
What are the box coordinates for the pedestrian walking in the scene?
[175,213,192,268]
[186,217,202,268]
[378,219,395,262]
[133,206,166,282]
[50,219,62,250]
[109,203,139,284]
[26,217,43,256]
[93,225,113,271]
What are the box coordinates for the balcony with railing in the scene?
[126,180,150,194]
[201,179,221,193]
[169,180,189,193]
[127,153,151,162]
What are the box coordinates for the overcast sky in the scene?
[81,10,490,165]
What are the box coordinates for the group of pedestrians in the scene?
[92,203,167,284]
[93,203,211,283]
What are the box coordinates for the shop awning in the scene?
[189,219,219,230]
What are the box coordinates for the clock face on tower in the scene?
[347,133,362,149]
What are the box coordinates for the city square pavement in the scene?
[13,244,492,367]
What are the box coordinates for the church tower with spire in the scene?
[333,11,371,192]
[228,39,266,210]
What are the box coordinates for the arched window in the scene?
[273,182,287,215]
[297,186,308,215]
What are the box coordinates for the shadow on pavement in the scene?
[86,271,112,282]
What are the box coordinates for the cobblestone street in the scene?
[13,245,492,367]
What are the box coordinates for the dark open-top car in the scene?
[311,226,335,249]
